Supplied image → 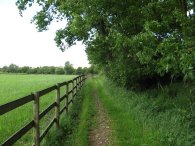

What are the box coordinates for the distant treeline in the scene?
[0,61,98,75]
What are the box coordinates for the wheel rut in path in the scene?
[89,90,112,146]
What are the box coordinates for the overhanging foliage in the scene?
[16,0,195,86]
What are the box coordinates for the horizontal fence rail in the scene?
[0,75,86,146]
[0,94,34,115]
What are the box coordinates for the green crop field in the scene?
[0,74,76,146]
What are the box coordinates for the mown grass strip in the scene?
[66,78,95,146]
[43,78,94,146]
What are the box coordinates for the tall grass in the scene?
[93,76,195,146]
[0,74,76,145]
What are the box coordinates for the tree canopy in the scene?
[16,0,195,87]
[64,61,75,74]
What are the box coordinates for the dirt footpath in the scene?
[89,91,112,146]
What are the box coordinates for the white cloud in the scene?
[0,0,90,68]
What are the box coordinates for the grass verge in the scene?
[93,76,194,146]
[43,78,94,146]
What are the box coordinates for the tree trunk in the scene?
[178,0,188,15]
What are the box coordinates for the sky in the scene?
[0,0,90,68]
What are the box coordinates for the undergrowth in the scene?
[94,76,195,146]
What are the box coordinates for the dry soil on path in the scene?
[89,91,112,146]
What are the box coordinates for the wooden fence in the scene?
[0,75,86,146]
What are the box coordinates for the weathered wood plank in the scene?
[60,94,67,102]
[76,78,78,91]
[55,84,60,128]
[33,92,40,146]
[58,81,67,87]
[0,94,33,115]
[39,118,56,142]
[72,80,75,100]
[73,85,77,90]
[60,106,67,115]
[68,90,73,95]
[1,121,34,146]
[66,83,69,113]
[39,102,56,120]
[68,100,73,105]
[67,80,73,84]
[38,85,56,97]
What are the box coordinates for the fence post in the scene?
[75,79,76,95]
[76,77,78,92]
[78,76,80,90]
[72,80,75,98]
[81,75,84,87]
[55,84,60,129]
[80,75,82,87]
[84,74,86,84]
[79,76,81,90]
[66,83,69,113]
[72,80,74,102]
[33,92,40,146]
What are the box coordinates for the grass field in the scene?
[0,74,76,145]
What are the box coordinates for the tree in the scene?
[26,68,35,74]
[16,0,195,87]
[88,65,99,75]
[64,61,75,75]
[55,67,65,74]
[75,67,83,75]
[7,64,19,73]
[19,66,30,73]
[2,66,8,72]
[82,67,89,74]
